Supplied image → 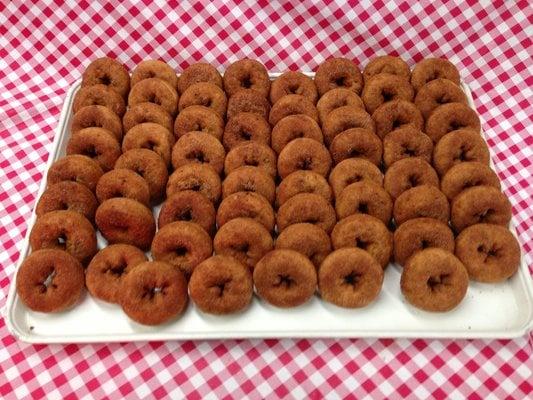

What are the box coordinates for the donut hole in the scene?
[57,201,69,211]
[343,271,362,288]
[463,179,480,189]
[346,174,362,184]
[56,234,67,249]
[477,244,500,260]
[403,146,417,156]
[381,89,395,102]
[427,274,450,291]
[38,268,57,293]
[354,237,369,250]
[293,131,305,139]
[420,239,431,249]
[407,174,420,188]
[449,121,465,131]
[147,93,161,105]
[454,146,469,162]
[186,150,207,163]
[241,75,252,89]
[333,76,346,87]
[106,262,127,277]
[436,95,449,104]
[274,274,295,288]
[100,75,112,86]
[145,71,155,78]
[244,157,259,167]
[141,140,157,152]
[240,130,252,140]
[348,148,363,158]
[81,145,99,158]
[392,117,406,130]
[287,84,300,94]
[177,208,193,222]
[476,208,495,223]
[358,202,369,214]
[185,181,203,192]
[211,280,231,297]
[231,242,250,254]
[142,284,168,300]
[296,156,313,170]
[201,98,213,108]
[173,246,188,258]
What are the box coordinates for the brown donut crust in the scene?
[329,128,382,165]
[226,88,271,120]
[414,78,467,120]
[328,158,383,199]
[362,73,414,114]
[314,58,363,96]
[216,191,275,232]
[222,166,276,204]
[167,164,221,204]
[223,59,270,98]
[276,170,332,208]
[178,82,227,118]
[122,123,175,167]
[173,105,224,140]
[95,168,150,206]
[223,112,271,150]
[47,155,104,192]
[72,105,123,141]
[271,114,323,154]
[383,157,439,199]
[275,223,331,269]
[277,138,332,179]
[158,190,216,235]
[269,94,319,126]
[270,71,318,104]
[277,193,336,234]
[131,60,178,89]
[171,132,226,174]
[73,84,126,116]
[66,127,121,171]
[441,162,500,200]
[322,106,376,145]
[393,185,450,226]
[178,62,223,94]
[411,58,461,92]
[81,57,130,98]
[128,78,178,116]
[372,99,424,139]
[363,55,411,83]
[123,102,173,134]
[36,181,98,222]
[224,142,277,178]
[335,182,393,224]
[317,88,365,125]
[382,127,433,168]
[425,103,480,143]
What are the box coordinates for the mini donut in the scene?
[167,164,221,204]
[114,149,168,201]
[216,191,275,232]
[277,193,336,233]
[276,170,332,208]
[30,210,96,264]
[316,88,365,125]
[393,218,455,266]
[131,60,178,89]
[253,249,317,308]
[363,55,411,83]
[411,58,461,92]
[171,131,226,174]
[393,185,450,226]
[383,157,439,199]
[213,217,273,269]
[178,82,227,118]
[271,114,323,154]
[401,248,468,312]
[66,127,121,171]
[224,142,277,178]
[16,249,85,313]
[329,128,382,165]
[173,105,224,140]
[270,71,318,104]
[314,57,363,96]
[455,223,520,283]
[331,214,392,269]
[81,57,130,98]
[335,182,393,224]
[178,62,223,94]
[223,59,270,98]
[128,78,178,116]
[85,244,147,303]
[322,106,375,146]
[47,155,103,192]
[382,126,433,167]
[95,168,150,206]
[189,255,253,314]
[328,158,383,199]
[414,78,467,119]
[432,129,489,176]
[441,162,500,200]
[372,99,424,139]
[151,221,213,276]
[95,198,155,250]
[222,166,276,204]
[122,123,175,167]
[450,186,512,232]
[123,102,173,134]
[36,181,98,222]
[222,112,271,150]
[226,88,271,120]
[71,105,123,141]
[362,73,414,114]
[278,138,332,179]
[275,223,331,269]
[120,261,188,325]
[158,190,216,235]
[425,103,481,143]
[73,84,126,116]
[269,94,319,126]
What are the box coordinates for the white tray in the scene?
[4,76,533,343]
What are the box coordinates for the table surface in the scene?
[1,0,532,398]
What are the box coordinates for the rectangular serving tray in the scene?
[4,74,533,343]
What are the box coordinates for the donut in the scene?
[314,57,363,96]
[131,60,178,89]
[329,128,382,166]
[393,218,455,266]
[122,123,175,167]
[450,186,512,232]
[253,249,317,308]
[411,58,461,92]
[271,114,323,154]
[173,105,224,140]
[363,55,411,83]
[128,78,178,116]
[362,73,414,114]
[213,217,273,269]
[167,164,221,204]
[222,112,271,150]
[216,191,275,232]
[277,137,332,179]
[425,103,480,143]
[316,88,365,125]
[414,78,467,119]
[400,248,468,312]
[372,99,424,139]
[178,82,227,118]
[151,221,213,276]
[432,129,489,176]
[171,132,225,174]
[331,214,392,269]
[81,57,130,98]
[276,170,332,208]
[178,62,223,94]
[85,244,147,303]
[120,261,188,325]
[47,155,104,192]
[441,162,500,200]
[114,149,168,201]
[224,142,277,178]
[95,168,150,206]
[223,59,270,98]
[277,193,336,233]
[16,249,85,313]
[275,223,331,269]
[226,88,271,120]
[269,94,319,126]
[322,106,375,146]
[36,181,98,222]
[328,158,383,199]
[123,102,173,134]
[270,71,318,104]
[30,210,96,264]
[335,182,393,224]
[95,198,155,250]
[222,166,276,204]
[382,127,433,168]
[71,105,123,141]
[158,190,216,235]
[393,185,450,226]
[73,84,126,116]
[189,255,253,314]
[455,224,520,283]
[66,127,121,171]
[383,157,439,199]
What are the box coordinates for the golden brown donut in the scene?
[222,112,271,150]
[222,166,276,204]
[329,128,382,165]
[277,138,332,179]
[171,132,226,174]
[414,78,467,119]
[276,170,332,208]
[322,106,376,146]
[277,193,336,233]
[224,142,277,178]
[425,103,480,143]
[178,82,227,118]
[383,157,439,199]
[363,55,410,83]
[223,59,270,98]
[122,123,175,167]
[178,62,223,94]
[173,105,224,140]
[372,99,424,139]
[131,60,178,89]
[382,127,433,168]
[95,168,150,206]
[270,71,318,104]
[158,190,216,235]
[441,162,500,200]
[123,102,173,134]
[81,57,130,98]
[226,88,271,120]
[411,58,461,92]
[73,84,126,116]
[128,78,178,116]
[317,88,365,125]
[328,158,383,199]
[393,185,450,226]
[72,105,123,141]
[36,181,98,222]
[66,127,121,171]
[167,164,221,204]
[271,114,323,154]
[314,57,363,96]
[216,191,275,232]
[47,155,104,192]
[335,182,393,224]
[275,223,331,269]
[362,73,414,114]
[269,94,319,126]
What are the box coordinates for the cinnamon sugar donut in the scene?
[178,82,227,118]
[268,94,319,126]
[178,62,223,94]
[158,190,216,235]
[226,88,271,120]
[73,84,126,116]
[275,223,331,269]
[171,132,225,174]
[223,59,270,98]
[223,112,271,150]
[278,138,332,178]
[81,57,130,98]
[224,142,277,178]
[322,106,375,146]
[47,155,104,192]
[66,127,121,171]
[276,170,332,207]
[411,58,461,92]
[167,164,221,204]
[128,78,178,116]
[222,166,276,204]
[314,57,363,96]
[271,114,323,154]
[329,128,382,165]
[382,127,433,167]
[277,193,336,233]
[36,181,98,222]
[414,78,467,119]
[441,162,500,200]
[372,99,424,139]
[362,73,414,114]
[72,105,123,141]
[335,182,393,224]
[216,191,275,232]
[425,103,480,143]
[95,168,150,206]
[317,88,365,125]
[383,157,439,199]
[123,102,173,134]
[328,158,383,199]
[173,105,224,140]
[131,60,178,89]
[270,71,318,104]
[122,123,175,167]
[363,55,410,83]
[393,185,450,226]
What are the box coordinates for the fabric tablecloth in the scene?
[1,1,532,398]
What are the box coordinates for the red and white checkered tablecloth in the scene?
[1,0,532,398]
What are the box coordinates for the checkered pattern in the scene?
[0,0,531,398]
